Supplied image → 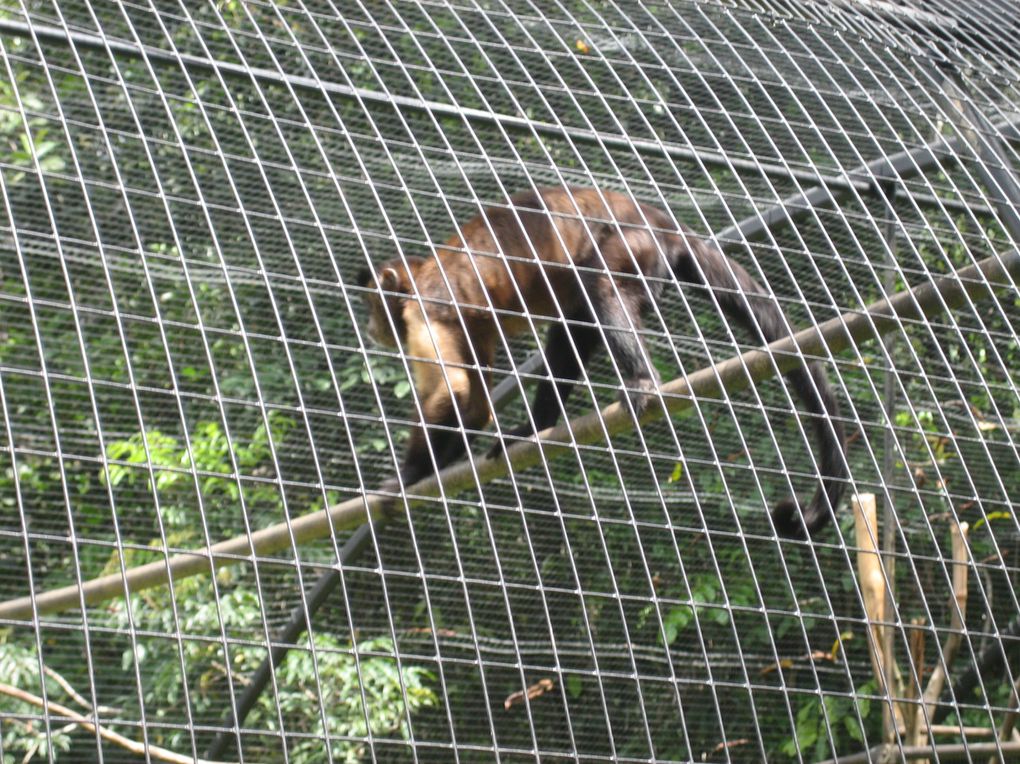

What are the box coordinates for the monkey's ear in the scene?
[356,267,374,288]
[379,267,402,293]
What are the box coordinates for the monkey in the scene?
[358,186,846,538]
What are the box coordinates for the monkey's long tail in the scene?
[673,236,847,538]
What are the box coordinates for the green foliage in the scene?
[339,352,412,401]
[893,407,954,466]
[338,352,413,453]
[645,574,732,645]
[103,412,294,532]
[0,584,437,764]
[0,642,73,761]
[1,404,437,762]
[0,74,66,184]
[105,577,437,764]
[778,682,873,760]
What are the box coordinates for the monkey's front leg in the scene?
[378,415,461,501]
[385,369,490,493]
[487,320,598,458]
[395,399,464,486]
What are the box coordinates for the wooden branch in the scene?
[42,666,120,716]
[853,493,900,743]
[817,740,1020,764]
[932,615,1020,725]
[990,676,1020,764]
[910,725,1000,737]
[0,682,233,764]
[0,250,1015,620]
[904,617,926,741]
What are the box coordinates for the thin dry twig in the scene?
[504,678,555,710]
[0,682,233,764]
[711,738,750,754]
[42,666,120,716]
[922,522,970,715]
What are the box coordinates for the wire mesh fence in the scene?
[0,1,1017,762]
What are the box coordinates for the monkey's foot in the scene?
[486,423,537,459]
[619,376,659,419]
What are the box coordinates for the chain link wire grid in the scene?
[0,1,1017,762]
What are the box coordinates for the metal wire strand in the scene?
[0,2,1019,763]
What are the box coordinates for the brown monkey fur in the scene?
[358,186,846,538]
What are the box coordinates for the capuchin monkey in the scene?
[358,187,846,538]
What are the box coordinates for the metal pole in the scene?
[879,179,902,745]
[204,522,377,759]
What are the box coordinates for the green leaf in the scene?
[661,606,692,645]
[667,461,683,482]
[565,674,583,699]
[844,715,863,742]
[856,693,871,720]
[796,714,818,751]
[711,607,731,626]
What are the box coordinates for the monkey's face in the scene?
[357,258,424,348]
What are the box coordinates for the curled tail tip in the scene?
[771,495,833,540]
[771,496,807,539]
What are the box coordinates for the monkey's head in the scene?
[356,257,426,348]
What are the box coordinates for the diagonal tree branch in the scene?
[0,249,1016,621]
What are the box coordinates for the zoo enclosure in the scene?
[0,1,1018,763]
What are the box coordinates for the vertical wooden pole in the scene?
[853,493,900,744]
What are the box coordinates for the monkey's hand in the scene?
[486,423,538,459]
[373,476,407,519]
[379,476,403,496]
[619,375,660,420]
[375,459,431,515]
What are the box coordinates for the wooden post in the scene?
[903,616,926,739]
[853,493,900,743]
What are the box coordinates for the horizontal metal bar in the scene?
[952,90,1020,244]
[713,134,972,248]
[1,247,1015,621]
